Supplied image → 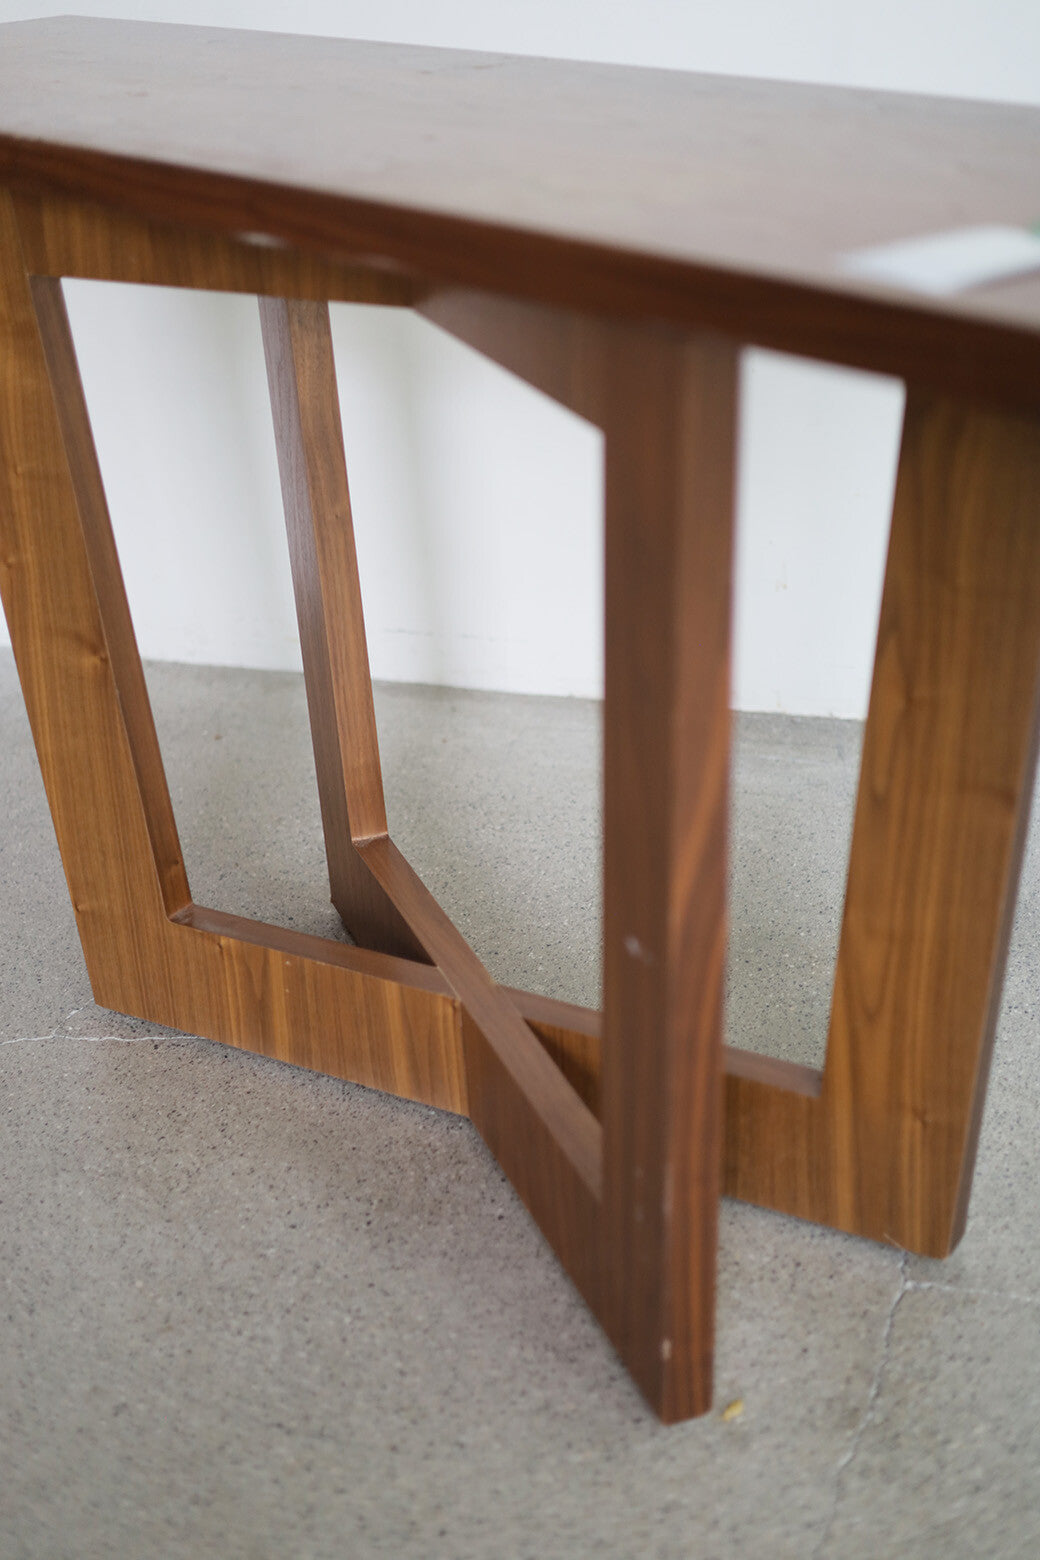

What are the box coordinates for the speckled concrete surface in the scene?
[1,650,1037,1559]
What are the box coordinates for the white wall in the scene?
[1,2,1036,715]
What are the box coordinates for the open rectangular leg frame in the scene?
[2,188,1039,1421]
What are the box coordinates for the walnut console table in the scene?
[2,18,1039,1423]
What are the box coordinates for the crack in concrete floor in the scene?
[812,1253,911,1559]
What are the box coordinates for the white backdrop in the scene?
[1,2,1036,715]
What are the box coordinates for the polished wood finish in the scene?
[521,391,1040,1265]
[3,20,1039,1422]
[27,271,190,919]
[0,188,465,1116]
[600,328,737,1420]
[13,187,417,306]
[829,394,1040,1251]
[161,907,467,1113]
[724,393,1040,1254]
[2,18,1040,409]
[359,835,604,1311]
[418,290,606,426]
[358,836,601,1194]
[258,292,605,1311]
[259,296,427,961]
[513,989,603,1114]
[511,996,824,1121]
[0,185,177,1013]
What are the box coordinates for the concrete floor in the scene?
[2,648,1038,1559]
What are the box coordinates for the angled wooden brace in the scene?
[279,293,738,1419]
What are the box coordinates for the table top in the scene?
[1,16,1038,401]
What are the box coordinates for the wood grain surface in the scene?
[725,390,1040,1254]
[523,391,1040,1265]
[359,835,605,1313]
[260,296,428,961]
[0,188,174,1009]
[358,835,602,1195]
[418,290,607,426]
[418,288,1040,1266]
[600,327,738,1421]
[27,272,190,920]
[1,18,1039,405]
[13,186,417,306]
[0,189,466,1115]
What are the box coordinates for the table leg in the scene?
[600,326,738,1422]
[414,303,1040,1267]
[276,291,739,1420]
[0,190,186,1017]
[725,389,1040,1255]
[0,192,465,1105]
[828,390,1040,1252]
[18,188,1029,1412]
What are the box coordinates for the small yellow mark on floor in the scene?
[721,1398,744,1422]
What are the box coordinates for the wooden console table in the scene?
[1,17,1038,1422]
